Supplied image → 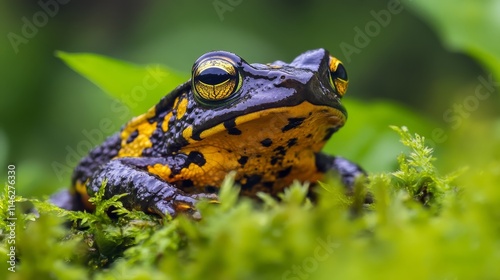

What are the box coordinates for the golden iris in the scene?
[192,57,240,101]
[328,56,348,97]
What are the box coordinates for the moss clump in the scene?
[1,127,500,280]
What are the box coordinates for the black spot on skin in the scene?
[260,138,273,147]
[273,146,287,156]
[277,166,292,178]
[287,138,298,148]
[187,151,206,167]
[306,134,313,138]
[182,179,194,188]
[227,127,241,135]
[241,174,262,190]
[270,156,279,165]
[238,156,248,166]
[191,132,202,141]
[205,186,218,193]
[323,127,338,141]
[147,115,157,124]
[263,182,274,189]
[315,153,328,173]
[126,130,139,144]
[224,119,242,135]
[282,117,305,132]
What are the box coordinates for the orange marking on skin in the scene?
[118,120,157,157]
[182,125,194,141]
[176,98,189,119]
[162,112,173,132]
[118,105,158,157]
[175,203,193,211]
[75,180,95,211]
[147,164,172,181]
[199,123,225,140]
[178,102,345,194]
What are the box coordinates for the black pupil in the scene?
[197,67,232,85]
[332,63,347,80]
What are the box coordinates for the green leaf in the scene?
[56,51,189,115]
[405,0,500,81]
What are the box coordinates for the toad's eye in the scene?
[192,56,241,102]
[328,56,348,97]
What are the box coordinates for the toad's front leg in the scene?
[87,156,218,219]
[314,153,370,201]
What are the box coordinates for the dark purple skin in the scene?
[52,49,367,218]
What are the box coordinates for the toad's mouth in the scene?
[187,101,346,150]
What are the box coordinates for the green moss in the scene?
[1,127,500,280]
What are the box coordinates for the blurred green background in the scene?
[1,0,499,197]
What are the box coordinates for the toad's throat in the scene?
[174,102,346,193]
[192,101,346,149]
